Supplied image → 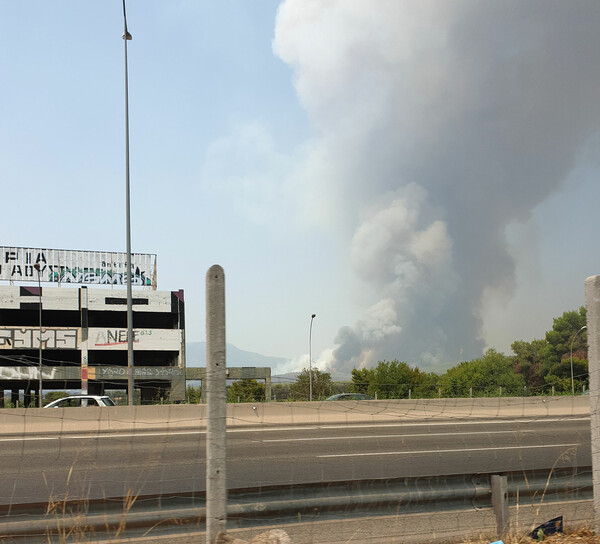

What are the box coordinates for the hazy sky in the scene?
[1,1,599,375]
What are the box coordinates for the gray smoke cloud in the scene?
[273,0,600,371]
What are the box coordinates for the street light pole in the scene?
[122,0,134,406]
[570,325,587,395]
[309,314,316,402]
[33,263,42,407]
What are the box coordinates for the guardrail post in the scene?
[491,474,508,537]
[586,275,600,533]
[206,265,227,543]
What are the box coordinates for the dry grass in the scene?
[462,528,599,543]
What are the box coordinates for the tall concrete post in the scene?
[206,265,227,542]
[491,474,509,536]
[585,275,600,533]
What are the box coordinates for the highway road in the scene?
[0,415,590,507]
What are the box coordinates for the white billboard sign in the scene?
[0,247,157,288]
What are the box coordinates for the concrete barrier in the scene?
[0,396,589,436]
[236,396,589,427]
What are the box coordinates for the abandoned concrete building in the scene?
[0,285,186,405]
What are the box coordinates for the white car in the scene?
[44,395,116,408]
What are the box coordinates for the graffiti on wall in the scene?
[0,328,78,349]
[0,247,156,288]
[47,267,153,286]
[91,367,183,378]
[93,329,153,347]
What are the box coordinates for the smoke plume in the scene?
[273,0,600,371]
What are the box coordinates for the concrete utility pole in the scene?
[122,0,135,406]
[585,275,600,533]
[206,265,227,542]
[491,474,508,537]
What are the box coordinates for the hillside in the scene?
[186,342,289,368]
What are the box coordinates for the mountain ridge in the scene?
[185,342,352,381]
[186,342,289,368]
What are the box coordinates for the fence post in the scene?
[408,389,411,400]
[206,265,227,543]
[491,474,509,537]
[586,275,600,533]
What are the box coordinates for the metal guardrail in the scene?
[0,467,592,542]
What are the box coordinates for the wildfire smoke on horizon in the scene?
[273,0,600,372]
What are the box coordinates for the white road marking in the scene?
[317,443,581,458]
[231,416,588,432]
[0,416,586,442]
[261,429,545,442]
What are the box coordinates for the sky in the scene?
[1,1,599,376]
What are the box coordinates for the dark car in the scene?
[325,393,374,401]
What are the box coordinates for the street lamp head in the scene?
[311,314,316,319]
[33,263,40,272]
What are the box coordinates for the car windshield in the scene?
[102,397,116,406]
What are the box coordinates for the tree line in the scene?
[186,307,588,402]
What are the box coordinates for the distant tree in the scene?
[351,362,437,399]
[440,349,525,397]
[186,385,202,404]
[544,354,588,395]
[290,368,333,401]
[541,307,588,393]
[350,368,373,394]
[227,379,265,403]
[368,360,415,399]
[331,381,353,394]
[271,383,291,401]
[43,391,69,405]
[544,307,587,369]
[411,370,439,398]
[511,338,547,392]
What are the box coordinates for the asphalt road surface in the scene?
[0,416,590,507]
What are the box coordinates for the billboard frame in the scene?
[0,247,157,289]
